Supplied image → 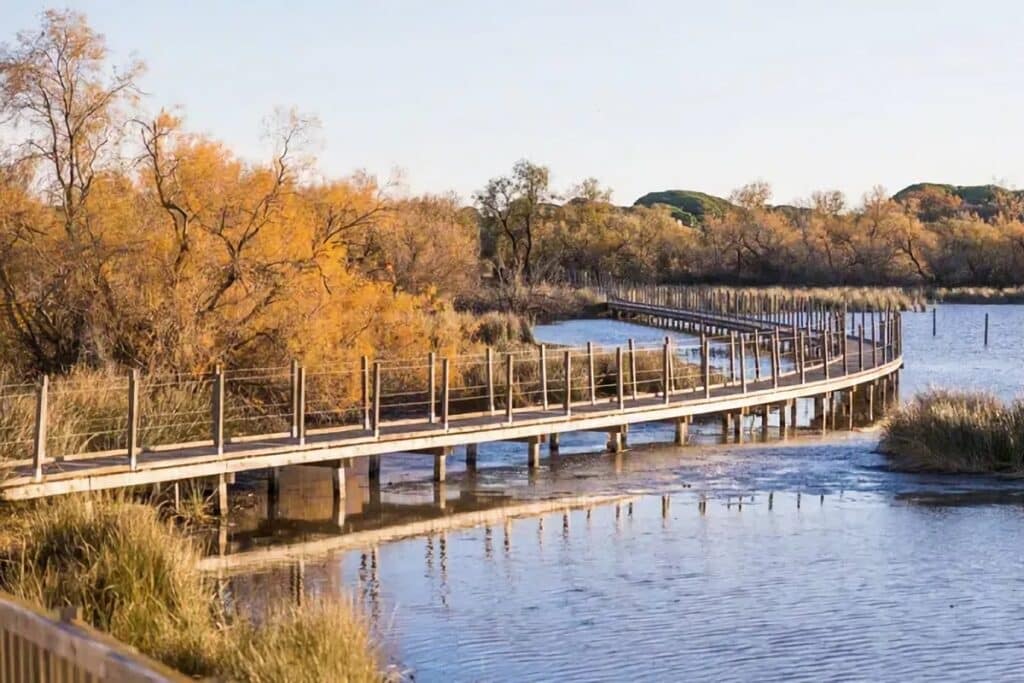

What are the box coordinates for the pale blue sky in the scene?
[4,1,1023,205]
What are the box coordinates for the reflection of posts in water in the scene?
[503,518,512,555]
[433,482,447,509]
[562,512,570,542]
[484,526,493,560]
[661,495,671,520]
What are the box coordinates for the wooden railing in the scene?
[0,294,901,480]
[0,592,185,682]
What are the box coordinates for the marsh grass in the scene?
[880,389,1024,473]
[222,600,380,683]
[0,497,381,680]
[928,286,1024,304]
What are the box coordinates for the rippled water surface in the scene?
[224,304,1024,681]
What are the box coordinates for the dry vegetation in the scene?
[0,497,380,681]
[880,389,1024,473]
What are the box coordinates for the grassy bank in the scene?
[0,498,380,681]
[880,389,1024,473]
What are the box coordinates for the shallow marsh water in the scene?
[222,304,1024,681]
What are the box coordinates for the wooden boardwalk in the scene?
[0,296,903,504]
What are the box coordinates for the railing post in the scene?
[662,338,671,404]
[753,331,761,381]
[739,334,748,394]
[823,328,831,379]
[441,358,450,431]
[870,313,877,368]
[127,369,139,471]
[372,361,382,438]
[361,356,371,431]
[563,350,572,416]
[587,341,596,405]
[771,329,780,389]
[428,351,436,424]
[212,365,225,455]
[798,330,807,384]
[628,338,638,400]
[296,365,306,446]
[616,347,625,410]
[729,331,737,384]
[32,375,48,482]
[540,344,549,410]
[290,358,300,438]
[858,324,865,371]
[486,347,496,415]
[505,353,514,425]
[702,336,711,399]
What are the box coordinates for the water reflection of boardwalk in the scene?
[0,295,903,504]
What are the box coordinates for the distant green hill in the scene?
[633,190,735,226]
[893,183,1024,221]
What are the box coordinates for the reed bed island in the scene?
[881,389,1024,474]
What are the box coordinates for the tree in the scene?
[475,160,555,308]
[0,10,144,371]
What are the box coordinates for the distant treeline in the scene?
[477,165,1024,298]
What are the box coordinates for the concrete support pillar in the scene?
[367,455,381,483]
[527,437,541,469]
[549,432,560,454]
[721,413,731,435]
[868,382,875,421]
[606,427,625,453]
[466,443,478,471]
[674,417,688,446]
[759,404,770,438]
[790,399,798,429]
[778,403,788,432]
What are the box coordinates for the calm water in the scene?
[224,304,1024,681]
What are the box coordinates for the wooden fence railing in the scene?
[0,592,186,682]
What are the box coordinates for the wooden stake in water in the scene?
[932,307,936,336]
[984,313,989,347]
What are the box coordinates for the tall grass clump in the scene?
[0,497,222,675]
[221,600,380,683]
[880,389,1024,473]
[0,497,381,680]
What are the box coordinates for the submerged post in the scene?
[984,313,989,347]
[127,368,139,471]
[32,375,48,482]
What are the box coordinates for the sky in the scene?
[3,0,1023,205]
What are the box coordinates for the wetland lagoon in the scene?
[214,305,1024,681]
